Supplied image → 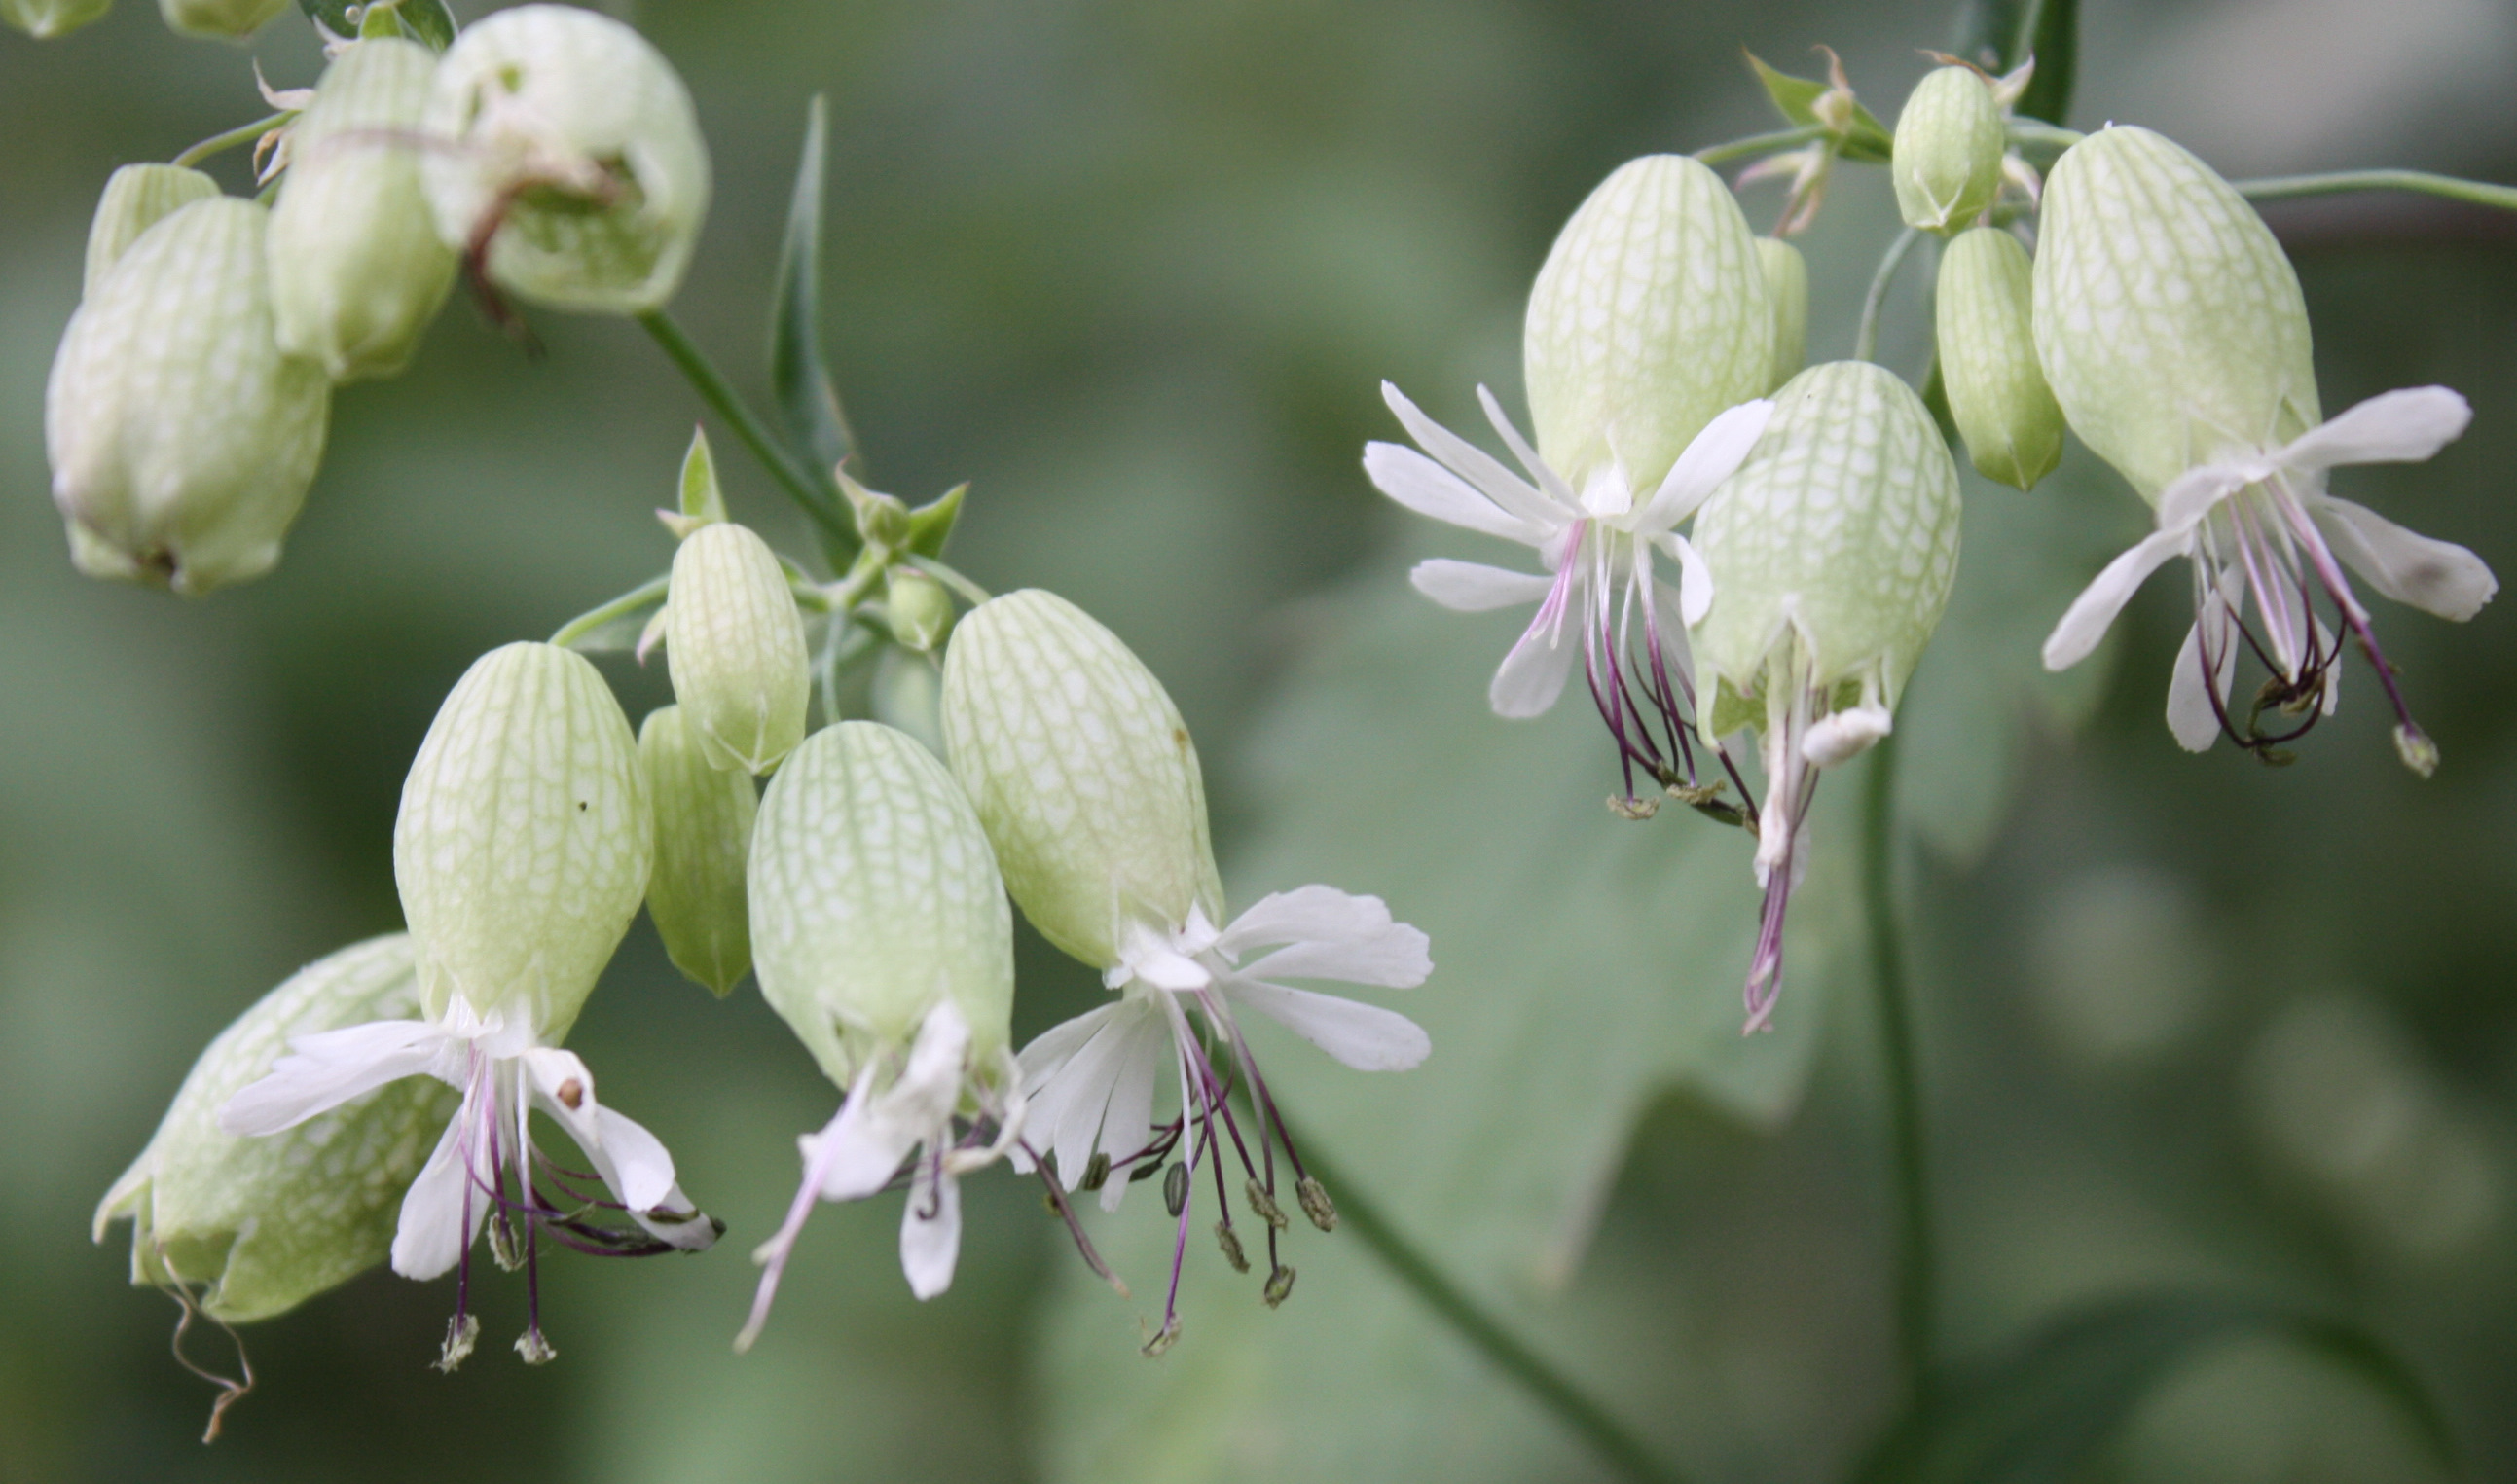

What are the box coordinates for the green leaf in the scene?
[299,0,455,50]
[679,426,729,525]
[1850,1290,2458,1483]
[1742,51,1893,164]
[769,96,857,485]
[906,483,967,560]
[549,574,671,654]
[1947,0,2078,123]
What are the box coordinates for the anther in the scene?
[1606,795,1660,820]
[2395,724,2440,778]
[1140,1318,1181,1357]
[1163,1162,1191,1217]
[1296,1176,1337,1232]
[1262,1265,1296,1308]
[555,1077,584,1110]
[1078,1152,1111,1192]
[488,1215,526,1272]
[514,1328,557,1365]
[1129,1155,1166,1182]
[435,1313,481,1373]
[1245,1178,1289,1230]
[1214,1221,1249,1273]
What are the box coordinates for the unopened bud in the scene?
[638,706,754,997]
[2033,126,2319,501]
[1752,235,1807,394]
[83,164,217,300]
[1935,227,2063,489]
[421,4,711,314]
[1892,66,2005,234]
[1214,1221,1249,1273]
[47,197,331,596]
[394,643,652,1037]
[749,721,1015,1086]
[665,522,812,776]
[92,934,457,1322]
[3,0,110,37]
[159,0,287,40]
[1262,1265,1296,1308]
[886,567,956,652]
[940,591,1223,969]
[269,37,459,382]
[849,479,914,550]
[1295,1175,1337,1232]
[1524,155,1771,493]
[1246,1177,1289,1230]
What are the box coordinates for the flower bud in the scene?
[1935,227,2063,489]
[421,4,711,314]
[46,197,331,596]
[83,164,218,300]
[750,721,1014,1084]
[3,0,110,37]
[1523,154,1771,494]
[1752,235,1808,393]
[2032,126,2320,501]
[269,37,459,382]
[665,522,812,775]
[886,566,956,652]
[940,590,1222,969]
[93,934,458,1322]
[1891,66,2005,235]
[1690,361,1962,704]
[158,0,285,40]
[395,642,652,1037]
[639,705,754,997]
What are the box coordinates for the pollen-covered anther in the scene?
[1215,1221,1250,1274]
[1262,1265,1297,1309]
[1295,1176,1337,1232]
[1247,1178,1291,1231]
[436,1314,480,1373]
[515,1329,558,1366]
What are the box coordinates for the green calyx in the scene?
[664,521,814,776]
[2032,125,2321,502]
[394,642,652,1037]
[750,721,1014,1088]
[1753,235,1809,394]
[940,590,1223,970]
[93,934,458,1323]
[2,0,111,38]
[1523,154,1772,495]
[1936,227,2064,489]
[1891,66,2005,235]
[1690,361,1963,712]
[639,705,756,997]
[81,164,218,302]
[158,0,286,40]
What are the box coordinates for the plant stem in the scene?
[1862,733,1935,1390]
[1297,1137,1692,1484]
[1854,227,1923,366]
[904,554,994,607]
[636,311,856,556]
[2003,119,2085,155]
[171,111,291,170]
[2236,169,2517,214]
[1693,124,1826,166]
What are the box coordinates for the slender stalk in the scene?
[1295,1136,1691,1484]
[1692,124,1826,166]
[2002,119,2085,155]
[171,111,291,170]
[636,311,855,553]
[905,554,994,607]
[2236,169,2517,215]
[1854,227,1923,366]
[1861,733,1934,1389]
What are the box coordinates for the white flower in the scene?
[1013,886,1430,1350]
[1366,381,1771,804]
[2042,386,2496,774]
[221,993,715,1368]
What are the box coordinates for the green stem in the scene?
[904,554,994,608]
[1692,124,1826,166]
[637,311,855,555]
[548,573,669,648]
[1862,733,1935,1390]
[2236,168,2517,214]
[1297,1137,1692,1484]
[1854,227,1923,366]
[170,111,291,170]
[2003,119,2085,155]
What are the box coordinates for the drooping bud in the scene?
[638,705,754,997]
[158,0,286,40]
[420,4,711,314]
[1691,361,1963,708]
[870,645,947,758]
[1891,66,2006,234]
[1935,227,2064,489]
[664,522,812,776]
[1752,235,1808,393]
[940,590,1223,969]
[2033,126,2320,501]
[83,164,218,300]
[268,37,459,382]
[46,197,331,596]
[3,0,110,37]
[93,934,458,1323]
[749,721,1014,1085]
[885,567,955,652]
[1523,155,1771,494]
[394,643,652,1037]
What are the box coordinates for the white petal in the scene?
[1803,702,1891,768]
[2042,526,2192,670]
[1363,442,1547,545]
[1409,559,1552,613]
[1094,1013,1168,1213]
[1219,886,1432,989]
[2314,497,2498,622]
[2154,462,2253,533]
[2280,386,2471,470]
[1383,380,1566,525]
[1036,1009,1146,1191]
[1489,583,1583,718]
[900,1157,962,1300]
[1474,384,1581,510]
[2166,620,2230,752]
[1634,399,1774,531]
[1224,980,1431,1071]
[806,1083,924,1203]
[1663,532,1714,628]
[389,1108,481,1281]
[218,1020,447,1136]
[1016,1001,1121,1090]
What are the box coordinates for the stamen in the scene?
[159,1270,253,1443]
[1262,1265,1297,1308]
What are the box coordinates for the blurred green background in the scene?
[5,1,2516,1480]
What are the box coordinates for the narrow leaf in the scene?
[299,0,456,50]
[1948,0,2076,122]
[678,426,728,525]
[1745,51,1828,129]
[769,96,857,484]
[906,483,967,559]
